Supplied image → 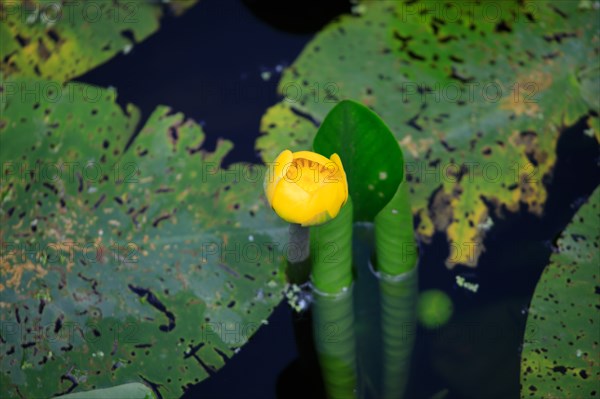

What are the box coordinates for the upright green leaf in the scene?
[520,186,600,398]
[313,100,403,221]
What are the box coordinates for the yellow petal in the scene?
[271,179,318,224]
[330,153,349,206]
[311,178,345,219]
[330,153,345,173]
[265,149,349,226]
[264,149,293,205]
[300,210,330,227]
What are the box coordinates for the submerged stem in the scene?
[374,179,419,399]
[310,197,357,399]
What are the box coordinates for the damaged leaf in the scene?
[256,0,599,267]
[0,0,198,82]
[520,186,600,398]
[0,77,286,398]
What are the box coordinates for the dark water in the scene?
[80,0,345,167]
[79,1,600,398]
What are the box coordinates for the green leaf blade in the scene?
[313,100,404,221]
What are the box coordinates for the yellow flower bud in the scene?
[264,150,349,226]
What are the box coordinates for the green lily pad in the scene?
[520,186,600,399]
[54,382,155,399]
[313,100,404,221]
[0,0,198,82]
[256,0,600,267]
[0,77,287,398]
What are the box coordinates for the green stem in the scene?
[374,179,417,275]
[379,269,418,399]
[286,223,311,284]
[288,223,310,264]
[310,197,353,294]
[312,287,357,399]
[374,180,418,399]
[310,197,356,399]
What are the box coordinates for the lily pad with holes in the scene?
[256,0,600,267]
[520,186,600,399]
[0,0,198,82]
[0,77,287,398]
[54,382,156,399]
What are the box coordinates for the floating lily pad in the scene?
[0,0,198,82]
[257,0,600,267]
[0,77,287,398]
[54,382,155,399]
[520,186,600,399]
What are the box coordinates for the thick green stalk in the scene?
[310,197,353,294]
[379,270,418,399]
[374,180,418,399]
[310,197,356,399]
[374,179,417,275]
[312,287,357,399]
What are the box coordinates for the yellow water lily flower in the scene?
[264,150,348,226]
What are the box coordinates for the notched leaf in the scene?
[0,78,287,398]
[258,0,598,267]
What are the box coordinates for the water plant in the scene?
[264,100,419,399]
[1,1,598,398]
